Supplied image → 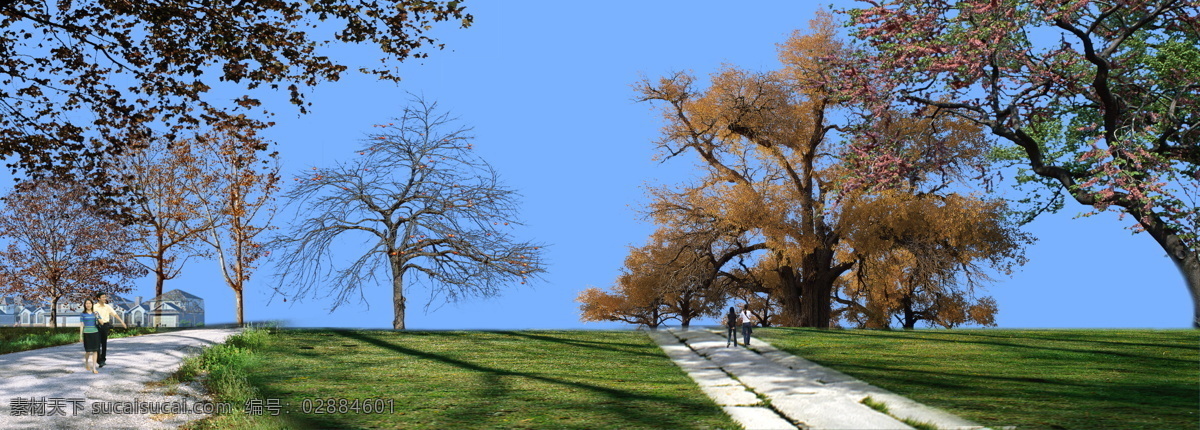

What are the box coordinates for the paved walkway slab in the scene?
[650,327,986,430]
[0,328,242,429]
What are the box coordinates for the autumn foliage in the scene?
[578,227,732,329]
[0,180,146,327]
[593,10,1032,329]
[187,123,281,326]
[0,0,471,210]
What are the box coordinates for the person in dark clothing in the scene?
[725,307,739,347]
[94,292,126,368]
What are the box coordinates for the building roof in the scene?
[0,289,203,318]
[155,289,204,301]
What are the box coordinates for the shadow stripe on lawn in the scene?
[331,330,716,428]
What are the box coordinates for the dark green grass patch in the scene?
[756,328,1199,430]
[0,326,181,354]
[220,329,739,430]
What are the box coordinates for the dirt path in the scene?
[0,328,241,429]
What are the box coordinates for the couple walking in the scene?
[725,304,756,347]
[79,293,128,373]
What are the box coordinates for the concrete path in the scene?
[0,328,242,429]
[649,327,985,430]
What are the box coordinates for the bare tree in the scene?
[0,180,146,327]
[271,97,546,329]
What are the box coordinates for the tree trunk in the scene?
[1185,258,1200,329]
[153,267,165,327]
[234,287,244,327]
[798,248,839,328]
[678,291,692,329]
[901,296,917,329]
[777,265,804,327]
[50,296,59,328]
[799,276,834,328]
[391,258,406,330]
[1134,211,1200,328]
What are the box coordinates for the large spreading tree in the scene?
[0,0,471,207]
[635,11,1031,328]
[839,0,1200,326]
[635,17,853,327]
[271,97,545,329]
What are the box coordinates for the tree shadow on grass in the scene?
[278,330,721,429]
[822,361,1197,429]
[778,329,1197,365]
[494,330,667,360]
[908,329,1199,351]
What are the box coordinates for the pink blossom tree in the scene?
[838,0,1200,326]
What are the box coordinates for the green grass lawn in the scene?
[0,326,181,354]
[754,328,1199,430]
[190,329,740,430]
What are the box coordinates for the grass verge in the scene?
[169,326,295,429]
[0,326,182,354]
[756,328,1199,430]
[181,328,741,430]
[861,396,888,414]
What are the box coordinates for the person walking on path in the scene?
[724,307,739,347]
[740,304,755,347]
[94,292,126,368]
[79,299,101,373]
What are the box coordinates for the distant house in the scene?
[0,289,205,327]
[133,289,205,327]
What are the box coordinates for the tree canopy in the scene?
[629,10,1031,328]
[0,179,146,327]
[0,0,471,203]
[839,0,1200,326]
[270,97,544,329]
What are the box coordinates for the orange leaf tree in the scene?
[105,134,220,326]
[577,275,671,330]
[635,13,856,327]
[186,121,281,327]
[0,180,146,327]
[578,225,734,329]
[838,191,1032,329]
[270,97,545,329]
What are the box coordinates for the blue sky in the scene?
[8,1,1194,329]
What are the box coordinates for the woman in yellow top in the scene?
[79,299,101,373]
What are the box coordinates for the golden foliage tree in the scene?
[636,10,1033,328]
[636,12,853,327]
[577,274,670,329]
[837,191,1032,329]
[577,224,733,329]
